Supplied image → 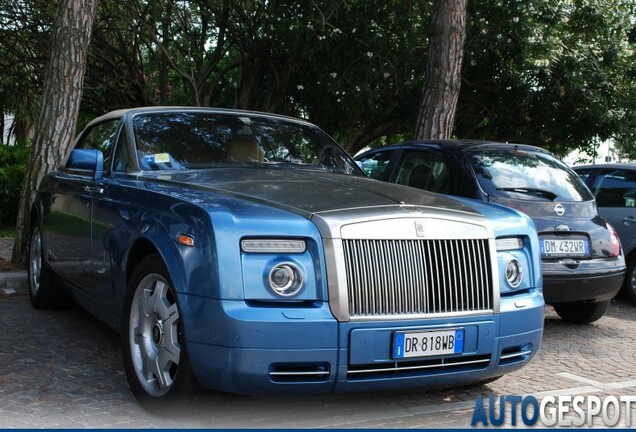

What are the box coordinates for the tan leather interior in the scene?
[226,135,264,163]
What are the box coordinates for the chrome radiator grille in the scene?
[342,238,493,317]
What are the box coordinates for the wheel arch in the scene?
[126,237,160,285]
[121,230,194,318]
[120,236,188,333]
[622,244,636,303]
[117,201,220,345]
[624,242,636,268]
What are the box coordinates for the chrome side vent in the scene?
[269,363,330,383]
[499,345,534,366]
[342,239,493,318]
[347,354,491,380]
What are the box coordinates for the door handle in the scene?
[83,186,105,194]
[624,216,636,226]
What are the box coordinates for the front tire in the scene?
[553,300,610,324]
[122,254,203,413]
[28,223,65,309]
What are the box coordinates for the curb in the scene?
[0,271,28,297]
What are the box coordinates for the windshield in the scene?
[132,111,361,175]
[468,147,593,202]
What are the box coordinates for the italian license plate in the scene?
[540,238,589,257]
[393,329,464,359]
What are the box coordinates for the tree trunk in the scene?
[12,0,97,265]
[414,0,467,140]
[13,117,35,145]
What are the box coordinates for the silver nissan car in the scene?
[573,163,636,304]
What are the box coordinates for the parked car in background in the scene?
[573,164,636,303]
[356,140,625,324]
[29,109,544,411]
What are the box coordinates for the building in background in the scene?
[2,113,15,145]
[564,139,633,167]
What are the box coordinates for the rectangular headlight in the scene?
[241,239,306,254]
[496,237,524,251]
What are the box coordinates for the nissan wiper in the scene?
[496,187,558,201]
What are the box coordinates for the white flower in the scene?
[513,17,519,23]
[330,72,338,78]
[366,51,373,58]
[297,85,304,90]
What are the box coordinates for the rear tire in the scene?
[553,300,610,324]
[122,254,204,414]
[28,222,66,309]
[623,257,636,304]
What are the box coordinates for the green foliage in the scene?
[77,0,433,153]
[0,227,15,238]
[280,0,431,152]
[459,0,636,156]
[4,0,636,157]
[0,1,54,142]
[0,145,29,229]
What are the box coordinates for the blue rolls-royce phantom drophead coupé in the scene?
[28,107,544,410]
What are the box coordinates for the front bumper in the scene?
[183,290,544,395]
[541,257,625,304]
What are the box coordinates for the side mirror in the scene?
[67,149,104,180]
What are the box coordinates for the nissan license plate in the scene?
[540,238,589,257]
[393,329,464,359]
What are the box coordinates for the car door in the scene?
[43,120,121,296]
[588,168,636,253]
[42,162,94,288]
[392,148,464,196]
[90,123,135,309]
[356,149,398,181]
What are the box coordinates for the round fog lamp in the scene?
[505,258,523,288]
[268,263,303,296]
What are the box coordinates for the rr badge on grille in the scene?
[415,221,426,237]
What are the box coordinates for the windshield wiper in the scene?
[496,187,558,201]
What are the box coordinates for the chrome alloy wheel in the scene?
[29,226,42,297]
[128,274,181,397]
